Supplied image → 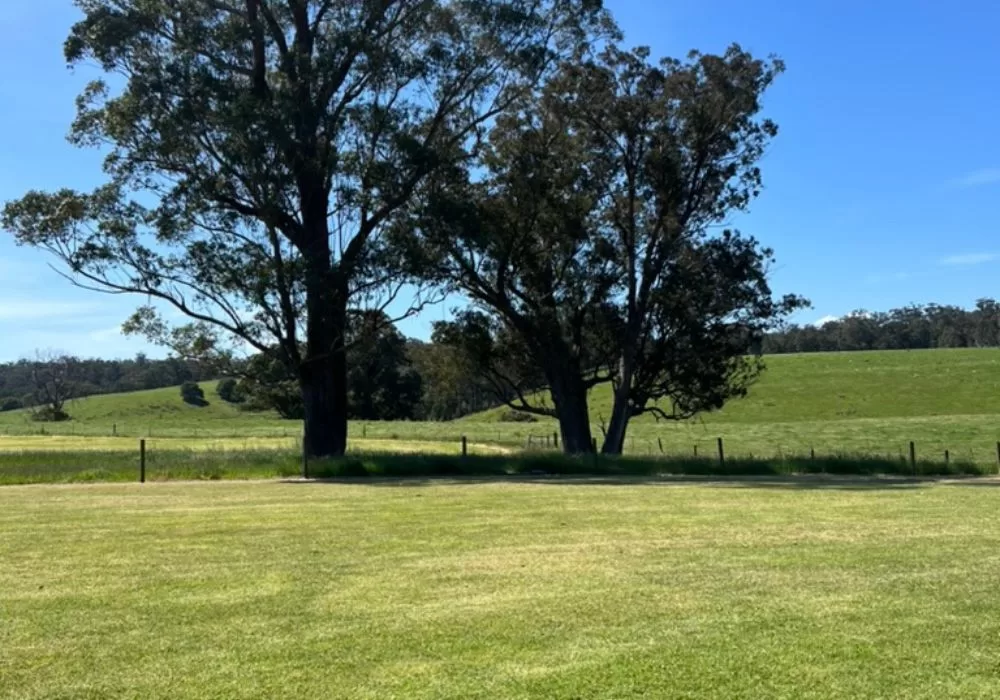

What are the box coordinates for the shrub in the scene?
[31,406,70,422]
[0,397,23,412]
[498,409,538,423]
[180,381,207,406]
[216,378,243,403]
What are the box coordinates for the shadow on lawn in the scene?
[282,452,981,490]
[286,475,936,491]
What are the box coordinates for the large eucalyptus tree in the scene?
[407,44,806,454]
[1,0,612,456]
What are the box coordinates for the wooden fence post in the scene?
[461,436,468,457]
[553,432,559,449]
[717,437,725,466]
[139,439,146,483]
[909,441,916,474]
[693,444,698,458]
[592,437,597,453]
[657,437,664,454]
[302,434,309,480]
[944,449,950,466]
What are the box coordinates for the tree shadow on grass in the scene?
[276,452,992,491]
[282,473,953,491]
[936,479,1000,488]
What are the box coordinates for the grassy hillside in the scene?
[2,349,1000,464]
[0,384,289,437]
[470,348,1000,424]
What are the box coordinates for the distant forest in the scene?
[764,299,1000,354]
[0,354,214,413]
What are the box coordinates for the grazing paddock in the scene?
[3,479,1000,698]
[3,349,1000,467]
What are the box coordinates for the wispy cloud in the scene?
[950,168,1000,189]
[813,315,839,327]
[939,252,1000,267]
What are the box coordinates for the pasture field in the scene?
[1,348,999,472]
[4,479,1000,698]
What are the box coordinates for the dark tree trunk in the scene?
[300,261,350,458]
[548,367,594,454]
[601,357,635,455]
[601,393,630,455]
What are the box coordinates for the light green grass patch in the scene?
[3,480,1000,698]
[0,435,513,455]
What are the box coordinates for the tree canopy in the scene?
[407,44,805,453]
[2,0,613,456]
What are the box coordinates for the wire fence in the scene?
[1,431,998,486]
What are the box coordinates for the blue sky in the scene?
[1,0,998,360]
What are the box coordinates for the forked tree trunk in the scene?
[601,358,634,455]
[601,394,631,455]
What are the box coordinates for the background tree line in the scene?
[0,353,211,413]
[764,299,1000,354]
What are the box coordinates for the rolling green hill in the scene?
[0,384,288,438]
[2,349,1000,464]
[469,348,1000,424]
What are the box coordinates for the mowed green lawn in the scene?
[4,479,1000,699]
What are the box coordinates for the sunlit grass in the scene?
[4,479,1000,698]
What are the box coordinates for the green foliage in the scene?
[179,381,206,406]
[346,312,424,420]
[0,397,23,412]
[237,312,424,420]
[409,42,805,454]
[767,299,1000,352]
[2,0,615,458]
[406,339,499,420]
[215,378,243,404]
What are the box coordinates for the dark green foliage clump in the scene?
[180,382,206,406]
[0,397,23,412]
[215,378,243,404]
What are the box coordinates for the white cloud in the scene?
[939,252,1000,267]
[951,168,1000,188]
[0,299,103,321]
[813,315,839,327]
